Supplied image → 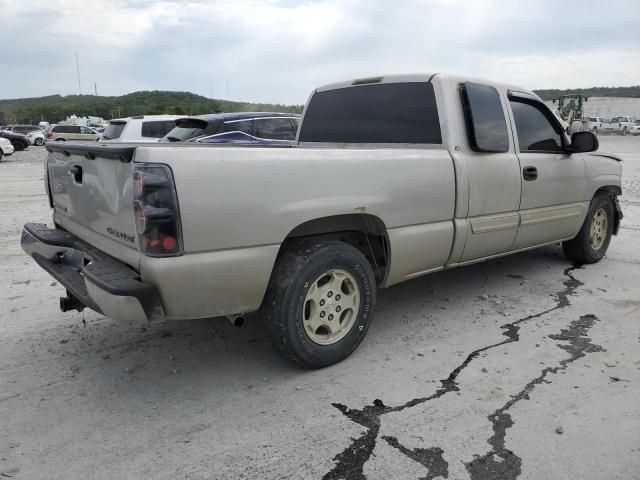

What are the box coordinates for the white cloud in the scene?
[1,0,639,103]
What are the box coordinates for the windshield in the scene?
[102,121,126,140]
[161,118,221,142]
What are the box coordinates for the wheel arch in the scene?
[595,185,621,197]
[277,213,390,285]
[594,186,622,235]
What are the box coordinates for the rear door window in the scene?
[103,122,126,140]
[460,82,509,152]
[299,82,442,144]
[80,127,93,134]
[141,120,177,138]
[223,120,253,135]
[253,118,296,140]
[163,118,222,141]
[509,100,564,152]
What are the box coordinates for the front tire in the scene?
[34,137,44,146]
[263,239,377,368]
[563,193,614,264]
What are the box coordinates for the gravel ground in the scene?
[1,138,639,480]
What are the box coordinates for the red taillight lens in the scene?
[47,132,53,138]
[162,236,177,251]
[133,164,182,256]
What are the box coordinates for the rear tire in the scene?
[11,141,25,151]
[562,193,614,264]
[263,239,377,368]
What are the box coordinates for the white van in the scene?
[100,115,182,143]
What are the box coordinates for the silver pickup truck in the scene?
[22,74,623,368]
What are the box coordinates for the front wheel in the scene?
[34,137,44,146]
[563,193,614,264]
[263,239,377,368]
[621,128,627,136]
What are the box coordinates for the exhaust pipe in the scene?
[226,315,245,327]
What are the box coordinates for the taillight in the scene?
[133,164,182,256]
[47,132,53,138]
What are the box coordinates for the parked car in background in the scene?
[2,124,44,134]
[25,130,46,146]
[47,124,100,142]
[0,137,15,161]
[602,116,637,135]
[161,112,301,144]
[587,117,608,134]
[100,115,182,143]
[630,120,640,136]
[0,130,30,151]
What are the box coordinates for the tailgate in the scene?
[46,143,140,269]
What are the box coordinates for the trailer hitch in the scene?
[59,290,86,313]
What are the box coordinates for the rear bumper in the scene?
[21,223,164,322]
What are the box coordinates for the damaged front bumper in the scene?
[21,223,164,322]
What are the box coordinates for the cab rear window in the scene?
[299,82,442,144]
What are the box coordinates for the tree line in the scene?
[0,90,304,124]
[534,86,640,101]
[2,86,640,124]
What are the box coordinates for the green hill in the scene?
[0,90,304,124]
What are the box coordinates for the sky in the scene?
[1,0,639,104]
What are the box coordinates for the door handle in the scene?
[523,166,538,181]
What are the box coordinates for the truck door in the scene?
[507,93,588,249]
[456,82,522,262]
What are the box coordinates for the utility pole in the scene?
[94,83,98,96]
[75,52,82,95]
[226,79,230,100]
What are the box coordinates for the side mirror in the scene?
[568,131,598,153]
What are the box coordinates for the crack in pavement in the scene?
[465,314,605,480]
[383,435,449,480]
[322,265,584,480]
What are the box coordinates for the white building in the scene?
[544,97,640,120]
[64,115,105,127]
